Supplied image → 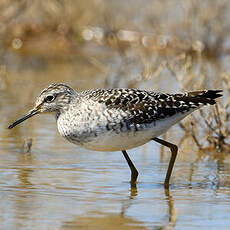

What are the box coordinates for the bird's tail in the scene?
[187,90,223,105]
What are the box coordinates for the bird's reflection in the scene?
[163,188,176,230]
[155,187,176,230]
[60,185,176,230]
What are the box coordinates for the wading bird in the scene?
[8,83,222,187]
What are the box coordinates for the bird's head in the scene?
[8,83,77,129]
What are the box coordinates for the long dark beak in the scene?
[8,108,39,129]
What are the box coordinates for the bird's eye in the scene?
[45,95,55,103]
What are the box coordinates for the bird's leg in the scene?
[122,150,138,187]
[152,137,178,188]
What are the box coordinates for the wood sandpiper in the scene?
[8,83,222,187]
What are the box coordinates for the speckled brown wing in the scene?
[83,88,222,126]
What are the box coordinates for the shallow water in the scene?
[0,5,229,225]
[1,86,230,229]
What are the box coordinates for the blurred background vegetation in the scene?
[0,0,229,152]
